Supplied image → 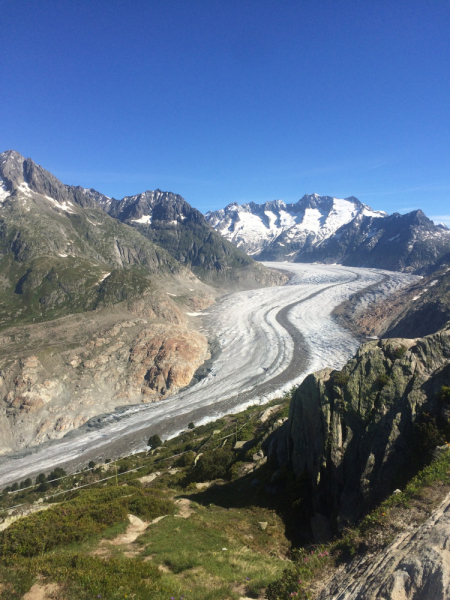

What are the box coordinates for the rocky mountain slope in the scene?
[317,489,450,600]
[265,325,450,532]
[0,290,211,454]
[0,150,287,452]
[0,150,186,328]
[206,194,450,273]
[297,329,450,526]
[68,185,284,290]
[350,262,450,340]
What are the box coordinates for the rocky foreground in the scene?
[318,489,450,599]
[263,323,450,599]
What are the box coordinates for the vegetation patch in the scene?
[0,487,173,558]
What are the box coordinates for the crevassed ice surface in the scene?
[0,263,417,486]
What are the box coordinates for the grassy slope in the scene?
[1,391,449,600]
[0,197,184,329]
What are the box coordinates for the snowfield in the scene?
[205,194,386,256]
[0,263,417,487]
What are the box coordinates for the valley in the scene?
[0,263,416,488]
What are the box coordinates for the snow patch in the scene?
[44,195,76,214]
[131,215,152,224]
[0,179,10,204]
[186,312,209,316]
[387,233,400,242]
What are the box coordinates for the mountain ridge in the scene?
[206,194,450,273]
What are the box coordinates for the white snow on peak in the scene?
[206,194,387,257]
[0,178,10,204]
[131,215,152,224]
[17,182,32,196]
[44,195,76,214]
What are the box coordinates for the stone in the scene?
[139,472,161,484]
[193,453,203,466]
[195,482,211,490]
[234,441,247,449]
[236,463,255,477]
[257,521,268,531]
[252,449,264,462]
[317,491,450,600]
[259,405,280,423]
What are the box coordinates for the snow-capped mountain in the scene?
[206,194,450,273]
[205,194,386,257]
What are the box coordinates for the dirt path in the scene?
[22,583,60,600]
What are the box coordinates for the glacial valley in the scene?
[0,263,417,487]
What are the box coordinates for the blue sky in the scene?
[1,1,449,223]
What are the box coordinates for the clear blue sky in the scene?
[1,1,449,223]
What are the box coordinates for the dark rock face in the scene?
[383,268,450,339]
[288,328,450,529]
[301,210,450,273]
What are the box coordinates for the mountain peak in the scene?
[0,150,27,190]
[206,193,384,256]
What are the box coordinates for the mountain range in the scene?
[0,150,286,452]
[206,194,450,273]
[0,150,284,328]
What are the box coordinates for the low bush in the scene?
[4,553,167,600]
[438,385,450,402]
[174,450,196,468]
[414,413,445,451]
[191,448,235,482]
[333,371,350,387]
[376,374,390,388]
[148,434,162,449]
[265,547,331,600]
[127,494,175,521]
[48,467,67,487]
[393,345,408,359]
[0,487,174,558]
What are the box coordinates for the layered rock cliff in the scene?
[317,490,450,600]
[287,326,450,529]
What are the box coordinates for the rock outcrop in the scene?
[0,295,210,453]
[287,326,450,529]
[317,489,450,600]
